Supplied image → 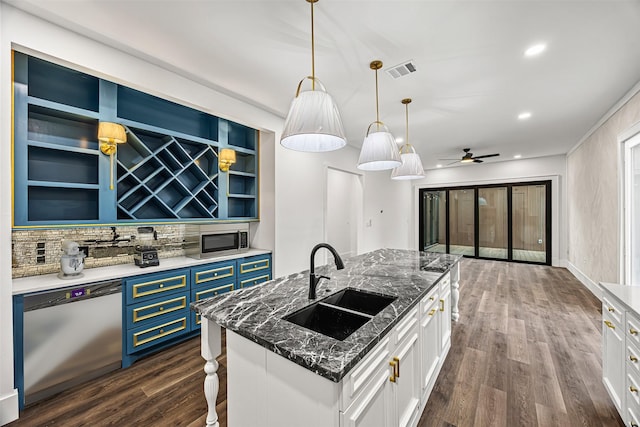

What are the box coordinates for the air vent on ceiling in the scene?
[385,60,417,79]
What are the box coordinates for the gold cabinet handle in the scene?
[631,328,639,336]
[630,421,639,427]
[608,307,615,312]
[159,307,164,311]
[389,361,397,383]
[440,299,445,312]
[393,356,400,378]
[428,309,437,316]
[604,320,615,330]
[632,355,639,363]
[429,296,435,301]
[631,386,638,394]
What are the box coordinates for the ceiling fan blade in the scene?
[472,153,500,160]
[447,160,460,165]
[473,159,484,163]
[439,158,462,161]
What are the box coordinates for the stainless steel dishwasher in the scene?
[22,279,122,405]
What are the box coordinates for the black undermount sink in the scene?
[283,288,397,341]
[323,288,397,316]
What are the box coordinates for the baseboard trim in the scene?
[0,389,19,426]
[567,261,602,300]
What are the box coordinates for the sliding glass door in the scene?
[419,181,551,265]
[478,187,508,259]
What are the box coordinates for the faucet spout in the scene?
[309,243,345,300]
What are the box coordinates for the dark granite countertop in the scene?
[191,248,461,382]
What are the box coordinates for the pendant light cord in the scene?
[310,0,315,90]
[375,68,380,130]
[405,102,409,144]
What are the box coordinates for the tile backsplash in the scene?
[12,224,186,278]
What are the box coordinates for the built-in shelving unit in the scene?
[13,52,259,227]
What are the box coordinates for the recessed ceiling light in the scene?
[514,154,522,159]
[518,112,532,120]
[436,164,443,168]
[524,43,546,57]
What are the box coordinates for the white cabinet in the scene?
[439,274,452,356]
[602,295,625,413]
[340,367,394,427]
[420,284,441,400]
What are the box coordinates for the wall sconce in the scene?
[219,148,236,172]
[98,122,126,190]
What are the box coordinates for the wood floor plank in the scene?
[9,258,624,427]
[473,384,507,427]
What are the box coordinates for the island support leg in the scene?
[451,279,460,322]
[201,319,222,427]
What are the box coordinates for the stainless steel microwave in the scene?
[184,223,249,259]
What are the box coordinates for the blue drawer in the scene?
[124,268,189,305]
[191,260,236,288]
[126,292,189,329]
[190,280,235,330]
[237,254,271,279]
[126,311,190,354]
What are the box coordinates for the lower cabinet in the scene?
[123,253,272,367]
[602,295,625,414]
[225,271,454,427]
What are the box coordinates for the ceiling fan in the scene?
[441,148,500,165]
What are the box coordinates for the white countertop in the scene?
[601,282,640,314]
[12,249,271,295]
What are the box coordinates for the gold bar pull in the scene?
[631,328,638,336]
[604,320,615,330]
[389,361,397,383]
[608,307,615,312]
[440,299,445,312]
[393,356,400,378]
[631,386,639,393]
[631,355,638,363]
[630,421,639,427]
[428,309,437,316]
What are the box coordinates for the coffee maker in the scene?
[58,240,86,279]
[134,227,159,268]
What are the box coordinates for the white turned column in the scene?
[451,280,460,322]
[201,319,222,427]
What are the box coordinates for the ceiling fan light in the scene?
[357,130,402,171]
[460,158,474,164]
[281,89,347,152]
[391,150,425,180]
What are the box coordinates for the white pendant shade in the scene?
[357,129,402,171]
[280,88,347,152]
[391,147,425,180]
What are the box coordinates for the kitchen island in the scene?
[192,248,461,427]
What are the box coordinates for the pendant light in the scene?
[391,98,425,180]
[357,60,401,171]
[280,0,347,152]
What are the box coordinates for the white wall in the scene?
[0,4,411,422]
[412,155,568,267]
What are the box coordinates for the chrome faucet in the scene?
[309,243,345,300]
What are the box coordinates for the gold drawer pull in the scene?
[389,360,397,383]
[159,284,164,288]
[393,356,400,378]
[159,329,164,334]
[440,299,445,312]
[608,307,615,312]
[631,421,639,427]
[631,355,638,363]
[159,307,164,311]
[428,309,437,316]
[631,328,639,336]
[429,296,435,301]
[604,320,615,330]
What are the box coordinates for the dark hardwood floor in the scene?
[9,259,623,427]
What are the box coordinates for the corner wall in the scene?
[567,90,640,290]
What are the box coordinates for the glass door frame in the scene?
[418,180,552,265]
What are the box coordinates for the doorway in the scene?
[419,181,551,265]
[325,168,363,259]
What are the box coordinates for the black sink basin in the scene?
[283,289,397,341]
[322,288,396,316]
[283,302,370,341]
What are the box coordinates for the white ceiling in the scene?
[8,0,640,169]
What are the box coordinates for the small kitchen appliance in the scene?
[133,226,159,268]
[184,222,250,259]
[58,240,86,279]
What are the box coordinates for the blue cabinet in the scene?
[13,51,259,226]
[121,254,271,367]
[236,254,272,289]
[122,268,192,367]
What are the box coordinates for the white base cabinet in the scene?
[201,272,456,427]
